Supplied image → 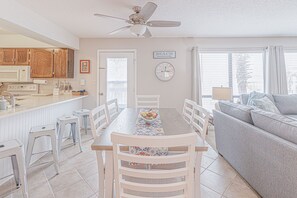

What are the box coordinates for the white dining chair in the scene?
[111,132,197,198]
[89,104,109,138]
[182,99,196,124]
[191,104,210,141]
[136,95,160,109]
[106,99,119,122]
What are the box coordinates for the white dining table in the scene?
[91,108,208,198]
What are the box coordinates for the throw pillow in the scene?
[247,91,275,106]
[251,96,281,114]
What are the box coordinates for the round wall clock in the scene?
[155,62,175,81]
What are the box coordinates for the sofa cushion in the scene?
[286,115,297,121]
[251,96,281,114]
[273,94,297,115]
[247,91,275,106]
[251,109,297,145]
[219,101,254,124]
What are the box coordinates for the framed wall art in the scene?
[80,60,90,74]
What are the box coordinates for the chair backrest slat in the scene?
[182,99,196,124]
[121,180,187,193]
[89,104,109,138]
[106,99,119,122]
[118,152,190,164]
[111,132,196,198]
[136,95,160,109]
[119,167,188,179]
[191,104,210,140]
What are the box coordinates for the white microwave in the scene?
[0,66,31,82]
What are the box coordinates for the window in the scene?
[284,52,297,94]
[106,58,128,109]
[200,52,264,111]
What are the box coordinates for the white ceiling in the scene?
[15,0,297,38]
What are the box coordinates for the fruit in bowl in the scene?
[140,111,158,124]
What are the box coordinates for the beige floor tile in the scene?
[77,160,98,179]
[232,174,249,187]
[27,164,49,181]
[207,157,237,179]
[201,185,222,198]
[203,147,219,160]
[67,151,96,168]
[201,169,232,194]
[200,167,206,174]
[3,189,24,198]
[201,155,215,169]
[224,182,260,198]
[85,173,99,192]
[88,194,98,198]
[54,180,95,198]
[0,178,16,195]
[48,169,83,192]
[28,180,54,198]
[44,159,75,180]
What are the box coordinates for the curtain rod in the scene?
[197,47,266,52]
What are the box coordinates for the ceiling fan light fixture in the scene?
[130,24,146,36]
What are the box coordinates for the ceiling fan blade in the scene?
[108,26,131,35]
[94,13,129,23]
[139,2,157,21]
[147,20,181,27]
[143,28,152,38]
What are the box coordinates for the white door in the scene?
[98,52,136,108]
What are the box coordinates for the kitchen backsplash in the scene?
[0,79,82,95]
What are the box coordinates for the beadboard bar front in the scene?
[0,96,85,181]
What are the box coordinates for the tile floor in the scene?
[1,131,261,198]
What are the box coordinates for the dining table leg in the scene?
[195,151,202,198]
[105,151,114,198]
[96,151,105,198]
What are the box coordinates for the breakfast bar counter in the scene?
[0,95,87,119]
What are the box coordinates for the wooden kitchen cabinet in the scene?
[0,49,16,65]
[53,48,74,78]
[15,49,30,65]
[30,49,54,78]
[0,48,30,65]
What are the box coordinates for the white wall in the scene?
[72,37,297,112]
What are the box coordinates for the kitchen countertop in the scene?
[0,95,87,119]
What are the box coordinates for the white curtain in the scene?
[191,47,202,105]
[265,46,288,94]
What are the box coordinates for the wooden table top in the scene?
[91,108,208,152]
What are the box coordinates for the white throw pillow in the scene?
[251,96,281,114]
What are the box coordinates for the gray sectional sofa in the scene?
[213,93,297,198]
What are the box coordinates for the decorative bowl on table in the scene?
[140,111,158,124]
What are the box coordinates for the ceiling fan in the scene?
[94,2,181,38]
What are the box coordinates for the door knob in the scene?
[99,93,104,96]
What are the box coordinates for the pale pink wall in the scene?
[75,38,192,112]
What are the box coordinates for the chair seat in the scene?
[73,109,90,116]
[0,139,22,156]
[57,115,79,122]
[30,124,56,133]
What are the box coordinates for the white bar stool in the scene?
[73,109,90,135]
[0,139,28,198]
[56,115,82,154]
[25,124,59,174]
